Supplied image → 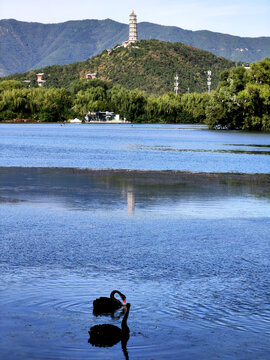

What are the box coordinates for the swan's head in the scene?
[112,290,126,305]
[118,291,126,305]
[120,294,126,305]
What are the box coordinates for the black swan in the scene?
[88,303,131,349]
[93,290,126,315]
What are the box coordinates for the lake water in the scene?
[0,124,270,359]
[0,123,270,172]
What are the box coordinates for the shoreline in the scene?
[1,166,269,185]
[0,120,130,124]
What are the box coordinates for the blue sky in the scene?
[1,0,269,37]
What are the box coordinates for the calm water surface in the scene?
[0,168,270,359]
[0,124,270,359]
[0,123,270,172]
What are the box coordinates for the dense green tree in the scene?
[205,89,243,129]
[108,86,147,121]
[205,59,270,131]
[239,83,270,131]
[216,66,248,93]
[144,95,161,123]
[0,87,71,121]
[127,89,147,122]
[0,88,29,119]
[249,58,270,85]
[0,80,23,92]
[37,88,72,122]
[157,93,182,123]
[73,87,108,115]
[181,92,210,123]
[69,79,113,94]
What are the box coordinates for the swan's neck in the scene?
[121,306,130,333]
[110,290,121,300]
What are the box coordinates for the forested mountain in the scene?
[0,18,269,77]
[3,40,234,94]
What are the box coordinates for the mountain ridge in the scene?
[1,18,269,77]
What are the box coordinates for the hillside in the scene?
[3,40,234,94]
[0,18,269,77]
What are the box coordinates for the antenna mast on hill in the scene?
[207,70,212,94]
[174,74,179,94]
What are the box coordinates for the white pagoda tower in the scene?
[129,10,138,43]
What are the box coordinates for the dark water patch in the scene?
[133,144,270,155]
[0,167,269,218]
[1,166,270,184]
[226,143,270,148]
[0,196,26,204]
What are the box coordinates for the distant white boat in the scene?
[70,118,82,123]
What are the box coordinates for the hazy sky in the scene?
[1,0,269,37]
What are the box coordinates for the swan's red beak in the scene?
[123,298,127,305]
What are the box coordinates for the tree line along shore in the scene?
[0,58,269,131]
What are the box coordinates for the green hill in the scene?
[0,18,269,77]
[3,40,234,94]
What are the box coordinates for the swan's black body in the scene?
[93,290,126,315]
[89,303,131,348]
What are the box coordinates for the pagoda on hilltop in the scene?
[129,10,138,43]
[122,10,138,47]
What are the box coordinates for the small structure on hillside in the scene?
[122,41,130,48]
[37,73,46,87]
[23,80,31,88]
[86,73,97,79]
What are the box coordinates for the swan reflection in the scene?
[89,303,130,359]
[127,187,135,215]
